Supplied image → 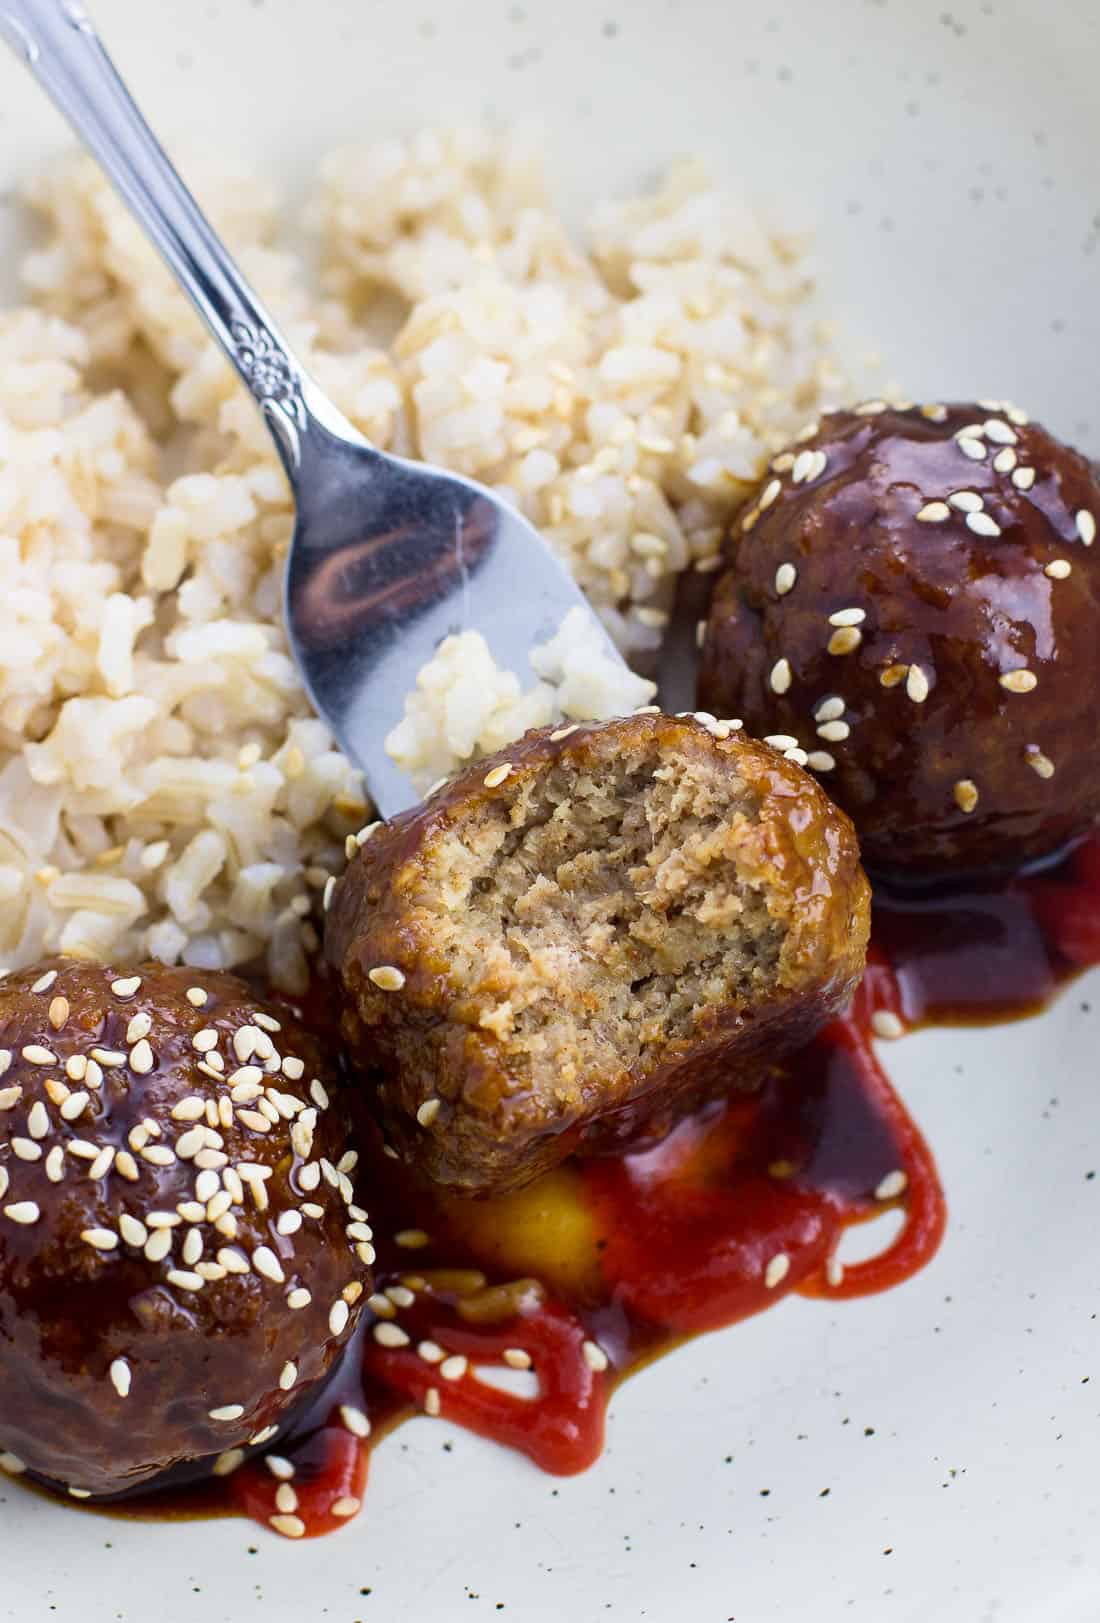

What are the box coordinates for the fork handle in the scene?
[0,0,357,475]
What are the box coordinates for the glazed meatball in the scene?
[326,712,869,1196]
[0,960,372,1500]
[697,401,1100,878]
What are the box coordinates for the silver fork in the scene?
[0,0,633,817]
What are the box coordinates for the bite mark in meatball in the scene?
[0,960,372,1499]
[326,712,870,1196]
[698,400,1100,877]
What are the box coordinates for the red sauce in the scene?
[114,835,1100,1539]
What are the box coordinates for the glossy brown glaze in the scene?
[698,402,1100,878]
[326,713,870,1196]
[0,960,372,1499]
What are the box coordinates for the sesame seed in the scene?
[143,1229,172,1262]
[814,697,845,725]
[764,1253,791,1289]
[329,1300,351,1336]
[954,779,979,814]
[270,1514,306,1539]
[249,1425,279,1448]
[0,1452,25,1474]
[0,1170,8,1199]
[64,1054,86,1083]
[81,1228,119,1252]
[27,1100,49,1138]
[999,669,1037,693]
[90,1048,125,1068]
[48,995,69,1029]
[1077,510,1096,546]
[373,1321,409,1349]
[126,1012,152,1045]
[31,969,58,994]
[87,1147,114,1180]
[740,508,759,533]
[68,1140,98,1160]
[806,751,835,772]
[166,1270,205,1293]
[141,1145,176,1167]
[119,1214,147,1247]
[416,1097,441,1128]
[368,965,406,992]
[12,1139,41,1161]
[278,1361,298,1391]
[948,490,983,512]
[181,1228,203,1267]
[298,1163,321,1192]
[275,1482,299,1515]
[416,1340,445,1364]
[1027,750,1055,779]
[983,419,1017,445]
[483,763,513,789]
[1012,467,1036,491]
[855,400,887,416]
[395,1227,431,1249]
[44,1077,69,1105]
[759,478,782,511]
[791,449,815,483]
[85,1061,103,1090]
[816,720,850,743]
[281,1055,305,1082]
[916,501,950,523]
[4,1202,39,1225]
[209,1404,245,1422]
[875,1169,909,1201]
[871,1011,905,1040]
[784,747,809,767]
[440,1354,469,1382]
[1044,559,1071,581]
[170,1097,205,1124]
[423,1387,442,1417]
[920,403,948,421]
[993,447,1017,474]
[59,1091,89,1123]
[0,1086,19,1111]
[966,511,1002,538]
[212,1449,245,1477]
[178,1198,207,1223]
[765,656,794,698]
[0,1053,10,1079]
[147,1211,182,1229]
[265,1455,295,1481]
[827,626,862,656]
[68,1487,91,1499]
[192,1029,219,1053]
[44,1146,65,1183]
[826,1256,845,1288]
[775,562,797,595]
[22,1045,56,1066]
[252,1246,285,1285]
[957,437,987,461]
[109,1359,131,1398]
[369,1290,397,1319]
[287,1287,311,1310]
[582,1340,609,1373]
[906,665,930,704]
[332,1495,361,1517]
[503,1347,533,1370]
[828,608,866,629]
[763,734,799,751]
[110,976,142,999]
[341,1404,371,1438]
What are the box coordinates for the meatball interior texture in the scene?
[327,713,870,1197]
[697,401,1100,878]
[0,960,372,1499]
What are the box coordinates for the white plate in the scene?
[2,2,1099,1619]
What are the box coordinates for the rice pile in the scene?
[0,126,851,990]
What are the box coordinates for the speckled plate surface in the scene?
[2,1,1099,1618]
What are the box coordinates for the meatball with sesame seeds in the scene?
[0,959,372,1500]
[698,401,1100,878]
[326,712,869,1196]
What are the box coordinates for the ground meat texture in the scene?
[326,713,869,1197]
[697,401,1100,879]
[0,960,371,1499]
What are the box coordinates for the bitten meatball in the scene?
[326,712,869,1196]
[697,401,1100,878]
[0,960,372,1500]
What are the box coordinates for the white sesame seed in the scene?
[966,511,1002,538]
[0,1452,25,1474]
[64,1054,86,1083]
[185,987,208,1008]
[828,607,866,629]
[90,1048,125,1068]
[340,1404,371,1438]
[906,664,930,704]
[59,1091,89,1123]
[278,1361,298,1392]
[954,779,979,814]
[992,447,1017,474]
[272,1482,298,1517]
[957,437,987,461]
[0,1053,10,1079]
[3,1202,39,1225]
[192,1029,219,1053]
[875,1169,909,1201]
[171,1097,206,1123]
[826,1256,845,1288]
[287,1287,311,1311]
[813,697,844,724]
[0,1086,20,1112]
[182,1229,204,1267]
[369,1291,396,1319]
[327,1299,350,1336]
[440,1354,469,1382]
[816,720,850,743]
[871,1011,905,1040]
[1044,558,1071,580]
[166,1269,205,1293]
[1077,510,1096,546]
[763,734,799,751]
[503,1347,533,1370]
[368,965,406,992]
[394,1228,431,1249]
[791,449,815,484]
[81,1228,119,1252]
[1027,750,1056,779]
[768,657,793,695]
[582,1339,610,1373]
[855,399,887,416]
[784,747,809,767]
[916,501,950,523]
[421,1387,441,1417]
[21,1045,56,1067]
[212,1449,245,1477]
[806,751,836,772]
[483,762,513,789]
[983,419,1017,445]
[126,1012,152,1045]
[270,1513,306,1539]
[31,969,58,994]
[68,1488,91,1499]
[1012,466,1036,491]
[332,1495,361,1518]
[764,1253,791,1289]
[281,1055,305,1083]
[209,1404,245,1422]
[109,1359,131,1398]
[252,1246,285,1285]
[119,1214,147,1247]
[827,626,862,656]
[12,1139,41,1161]
[264,1456,295,1481]
[373,1321,409,1349]
[143,1229,173,1263]
[45,1145,65,1183]
[48,995,69,1030]
[948,490,983,512]
[27,1100,49,1138]
[775,562,797,595]
[999,669,1037,694]
[111,976,142,999]
[87,1147,115,1181]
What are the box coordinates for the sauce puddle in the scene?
[108,834,1100,1537]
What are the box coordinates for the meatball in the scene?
[698,400,1100,878]
[0,959,372,1500]
[326,712,869,1196]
